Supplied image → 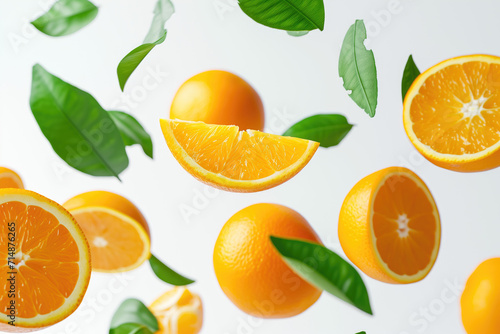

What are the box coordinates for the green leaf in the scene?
[31,0,98,37]
[110,323,154,334]
[401,55,420,102]
[287,31,309,37]
[117,0,174,91]
[270,236,373,315]
[239,0,325,32]
[356,332,367,334]
[108,111,153,159]
[117,33,166,91]
[339,20,378,118]
[110,299,158,332]
[144,0,175,43]
[149,254,195,286]
[283,114,353,148]
[30,64,128,179]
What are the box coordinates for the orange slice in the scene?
[0,188,91,331]
[149,287,203,334]
[63,191,150,273]
[160,119,319,192]
[0,167,24,189]
[338,167,441,284]
[404,54,500,172]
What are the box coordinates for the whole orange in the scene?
[170,70,265,131]
[213,203,322,318]
[461,258,500,334]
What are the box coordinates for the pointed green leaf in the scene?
[239,0,325,31]
[117,33,166,91]
[117,0,174,91]
[108,111,153,159]
[149,254,195,286]
[339,20,378,117]
[270,236,373,315]
[283,114,353,148]
[31,0,98,37]
[30,64,128,179]
[110,299,158,332]
[401,55,421,102]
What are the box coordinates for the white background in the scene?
[1,0,500,333]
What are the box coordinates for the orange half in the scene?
[404,54,500,172]
[339,167,441,284]
[160,119,319,192]
[0,167,24,189]
[0,189,91,331]
[64,191,150,273]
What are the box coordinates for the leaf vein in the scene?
[278,0,321,30]
[38,73,120,178]
[351,21,373,116]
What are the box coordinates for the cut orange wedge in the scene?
[63,191,150,273]
[0,188,91,331]
[339,167,441,284]
[404,54,500,172]
[149,287,203,334]
[0,167,24,189]
[160,119,319,192]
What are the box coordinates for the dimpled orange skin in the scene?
[461,258,500,334]
[170,70,265,131]
[213,203,322,318]
[63,190,150,237]
[339,169,393,283]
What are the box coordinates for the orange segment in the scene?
[221,131,310,180]
[160,119,319,192]
[168,121,239,173]
[339,167,440,284]
[149,287,203,334]
[404,54,500,172]
[0,167,24,189]
[63,191,150,273]
[0,189,90,331]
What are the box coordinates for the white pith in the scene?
[460,95,488,123]
[396,214,410,238]
[93,236,108,247]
